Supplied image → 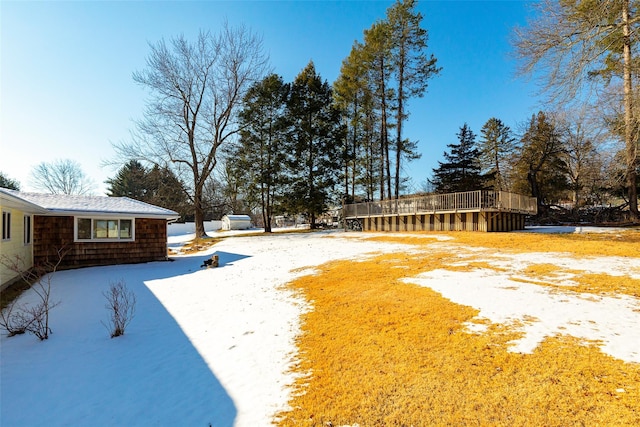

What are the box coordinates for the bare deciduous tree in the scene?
[513,0,639,219]
[556,108,607,210]
[29,158,95,195]
[112,25,269,237]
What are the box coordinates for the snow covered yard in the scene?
[1,227,639,426]
[0,230,410,426]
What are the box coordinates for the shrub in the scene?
[0,250,64,340]
[102,279,136,338]
[0,299,31,336]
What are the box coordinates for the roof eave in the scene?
[0,191,49,214]
[38,209,180,220]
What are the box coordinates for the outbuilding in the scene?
[221,214,252,231]
[0,188,179,289]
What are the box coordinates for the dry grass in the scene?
[169,229,320,255]
[172,237,221,254]
[368,231,640,299]
[366,229,640,258]
[446,230,640,258]
[277,231,640,426]
[521,264,640,297]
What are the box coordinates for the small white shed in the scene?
[221,214,252,231]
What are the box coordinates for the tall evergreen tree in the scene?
[478,118,517,191]
[284,62,344,227]
[386,0,440,199]
[513,112,569,212]
[334,0,440,201]
[145,165,190,217]
[431,124,484,193]
[106,161,190,219]
[0,172,20,190]
[363,21,395,200]
[334,43,368,203]
[233,74,289,232]
[105,160,148,199]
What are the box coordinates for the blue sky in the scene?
[1,0,541,195]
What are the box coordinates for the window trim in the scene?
[24,214,31,245]
[74,217,135,242]
[2,210,10,241]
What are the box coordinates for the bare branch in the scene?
[0,248,66,340]
[111,25,269,236]
[102,279,136,338]
[29,159,95,195]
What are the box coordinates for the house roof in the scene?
[0,188,49,214]
[0,188,179,220]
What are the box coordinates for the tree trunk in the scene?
[350,103,358,202]
[385,134,392,200]
[395,45,405,200]
[494,153,503,191]
[379,135,386,200]
[527,169,540,206]
[622,0,639,220]
[262,181,272,233]
[343,116,350,201]
[367,134,375,201]
[377,54,392,201]
[193,184,206,238]
[380,73,389,201]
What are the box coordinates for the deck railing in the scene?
[343,190,537,218]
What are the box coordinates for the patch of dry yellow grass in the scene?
[522,264,640,297]
[366,229,640,258]
[365,231,640,298]
[171,237,221,254]
[277,233,640,426]
[456,230,639,258]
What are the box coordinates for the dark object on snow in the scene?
[201,254,219,268]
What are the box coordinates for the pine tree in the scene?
[478,118,517,191]
[386,0,440,199]
[233,74,289,232]
[512,112,569,212]
[284,62,345,227]
[105,160,148,199]
[0,172,20,190]
[363,21,395,200]
[334,43,368,203]
[145,165,190,218]
[431,124,484,193]
[106,161,189,219]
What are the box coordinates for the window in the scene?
[24,215,31,244]
[2,211,10,241]
[75,218,135,241]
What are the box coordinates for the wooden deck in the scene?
[343,190,538,232]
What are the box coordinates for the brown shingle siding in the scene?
[33,216,168,270]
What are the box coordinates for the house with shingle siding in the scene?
[0,188,179,289]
